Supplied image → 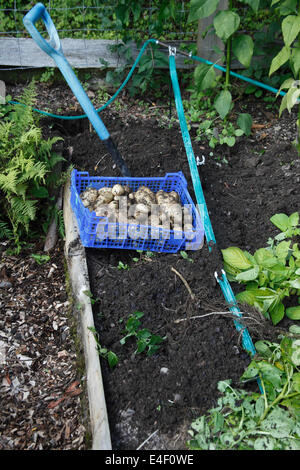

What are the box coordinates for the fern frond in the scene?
[0,220,13,240]
[9,196,37,224]
[17,158,47,185]
[0,170,18,194]
[54,208,65,238]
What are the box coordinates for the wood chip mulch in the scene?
[0,241,88,450]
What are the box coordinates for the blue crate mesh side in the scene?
[72,170,187,194]
[70,170,204,252]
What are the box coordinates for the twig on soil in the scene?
[136,429,159,450]
[170,267,195,301]
[94,153,108,171]
[174,311,265,325]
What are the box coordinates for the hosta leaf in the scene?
[222,247,253,270]
[213,11,240,42]
[232,35,254,67]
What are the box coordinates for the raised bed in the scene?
[58,95,300,450]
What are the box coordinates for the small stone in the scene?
[160,367,169,375]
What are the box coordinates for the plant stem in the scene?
[225,0,233,89]
[225,36,232,89]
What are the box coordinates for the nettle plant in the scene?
[222,212,300,325]
[188,331,300,450]
[269,0,300,154]
[187,0,258,147]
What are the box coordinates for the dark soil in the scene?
[51,93,300,450]
[11,79,297,450]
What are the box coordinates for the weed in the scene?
[120,311,166,356]
[88,326,118,369]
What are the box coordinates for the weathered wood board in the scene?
[0,38,194,69]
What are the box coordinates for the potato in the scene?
[112,184,125,196]
[80,187,98,207]
[97,187,114,204]
[156,190,168,205]
[134,186,156,206]
[134,203,149,222]
[94,205,109,217]
[123,185,131,195]
[108,200,119,210]
[169,191,180,203]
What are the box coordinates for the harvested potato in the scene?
[80,182,194,235]
[134,186,156,206]
[134,203,149,222]
[169,191,180,203]
[112,184,125,197]
[97,187,114,204]
[80,187,98,207]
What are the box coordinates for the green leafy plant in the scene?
[31,253,50,265]
[120,311,166,356]
[40,67,55,84]
[83,290,100,305]
[117,261,130,270]
[188,0,257,112]
[187,331,300,450]
[222,212,300,325]
[180,250,194,262]
[104,40,169,97]
[0,81,65,251]
[88,326,119,369]
[184,87,252,149]
[269,0,300,154]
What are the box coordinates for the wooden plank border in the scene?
[0,38,194,69]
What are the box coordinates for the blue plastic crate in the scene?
[70,170,204,253]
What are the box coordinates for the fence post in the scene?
[196,0,228,73]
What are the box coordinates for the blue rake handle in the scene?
[23,3,131,177]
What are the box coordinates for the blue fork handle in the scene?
[22,2,62,57]
[23,4,131,176]
[23,3,110,141]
